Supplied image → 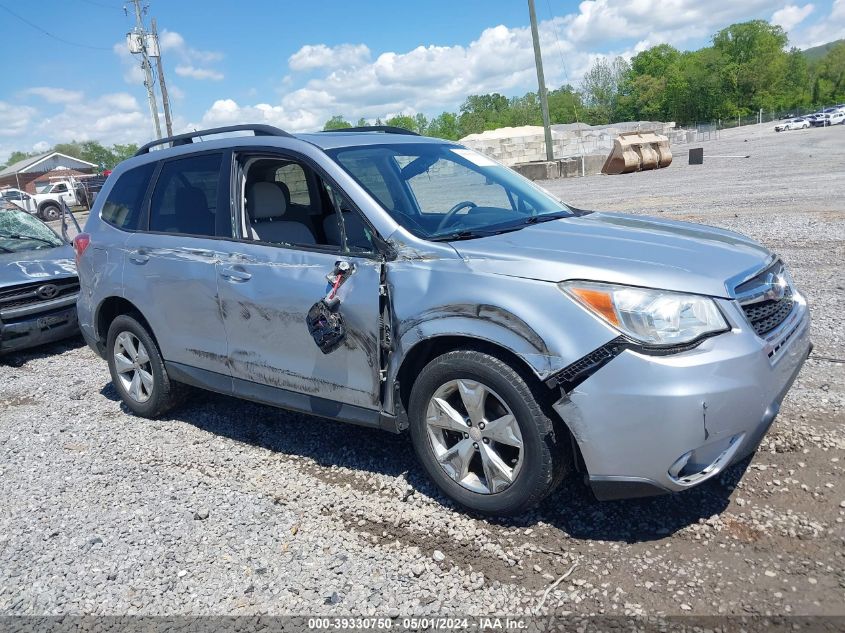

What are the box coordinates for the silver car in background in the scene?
[1,206,80,355]
[74,125,811,515]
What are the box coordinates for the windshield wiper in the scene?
[430,230,490,242]
[522,211,571,224]
[430,225,527,242]
[0,232,59,248]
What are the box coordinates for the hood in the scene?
[0,245,77,290]
[450,212,772,298]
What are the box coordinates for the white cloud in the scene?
[160,29,223,76]
[771,4,815,31]
[791,0,845,47]
[113,41,145,84]
[0,102,37,137]
[563,0,786,47]
[175,65,224,81]
[32,141,50,152]
[101,92,141,111]
[289,43,371,71]
[23,87,83,104]
[195,19,595,132]
[198,1,796,133]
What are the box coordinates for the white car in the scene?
[828,111,845,125]
[774,117,810,131]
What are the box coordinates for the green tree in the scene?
[581,56,629,123]
[110,143,139,166]
[323,115,352,130]
[355,117,369,127]
[413,113,429,134]
[427,112,460,139]
[713,20,790,112]
[814,41,845,104]
[457,93,511,135]
[3,150,36,167]
[547,85,584,124]
[385,114,418,131]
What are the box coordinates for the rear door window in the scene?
[148,153,223,237]
[101,162,156,231]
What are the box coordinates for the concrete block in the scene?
[583,153,607,176]
[511,161,560,181]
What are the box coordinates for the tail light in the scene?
[73,233,90,265]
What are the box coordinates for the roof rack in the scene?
[134,124,293,156]
[322,125,420,136]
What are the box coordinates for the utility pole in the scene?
[151,17,173,136]
[528,0,554,161]
[128,0,162,139]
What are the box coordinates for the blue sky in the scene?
[1,0,843,162]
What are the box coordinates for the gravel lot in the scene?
[1,124,843,618]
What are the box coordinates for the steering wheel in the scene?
[436,201,478,232]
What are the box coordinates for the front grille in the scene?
[735,260,795,337]
[743,292,794,336]
[0,277,79,315]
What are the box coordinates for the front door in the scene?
[216,149,384,412]
[216,247,382,410]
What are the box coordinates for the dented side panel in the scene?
[216,245,382,410]
[383,248,621,411]
[121,232,232,377]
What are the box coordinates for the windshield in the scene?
[0,209,64,253]
[327,143,572,240]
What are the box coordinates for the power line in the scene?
[0,3,113,50]
[545,0,582,124]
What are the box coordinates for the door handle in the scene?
[219,266,252,282]
[128,249,149,264]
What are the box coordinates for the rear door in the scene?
[215,149,384,412]
[122,151,232,378]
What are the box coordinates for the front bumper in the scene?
[554,295,811,500]
[0,304,79,355]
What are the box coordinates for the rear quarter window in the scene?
[100,163,155,230]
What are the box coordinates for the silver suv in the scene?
[75,125,811,515]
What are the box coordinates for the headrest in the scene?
[248,181,287,220]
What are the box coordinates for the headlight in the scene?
[560,281,729,346]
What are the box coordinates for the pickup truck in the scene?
[1,179,88,220]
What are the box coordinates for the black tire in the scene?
[39,203,60,221]
[106,314,182,418]
[408,350,570,516]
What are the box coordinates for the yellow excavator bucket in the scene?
[601,131,673,175]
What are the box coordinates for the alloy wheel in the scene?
[113,331,153,403]
[425,379,523,494]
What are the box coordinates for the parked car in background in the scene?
[810,113,834,127]
[828,111,845,125]
[1,188,36,212]
[76,125,811,515]
[774,117,809,131]
[0,180,87,221]
[0,206,80,355]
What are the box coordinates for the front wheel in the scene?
[106,314,182,418]
[409,350,570,516]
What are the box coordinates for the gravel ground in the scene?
[1,124,843,618]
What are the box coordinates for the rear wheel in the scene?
[409,350,569,516]
[40,203,60,221]
[106,314,182,418]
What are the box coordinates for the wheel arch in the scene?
[391,326,563,418]
[95,296,158,347]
